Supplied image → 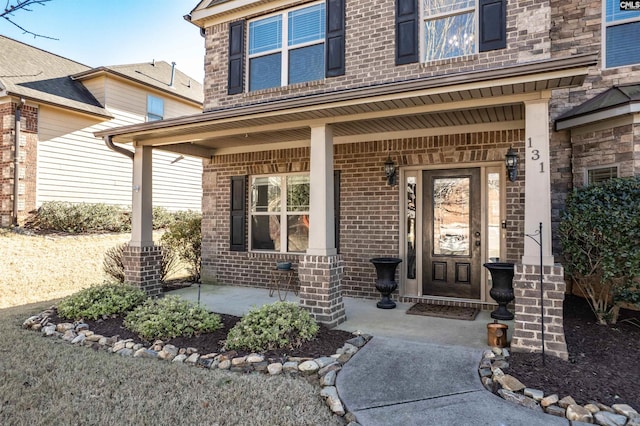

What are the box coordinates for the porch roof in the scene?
[95,53,598,158]
[555,83,640,130]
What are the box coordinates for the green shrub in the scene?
[124,296,221,340]
[160,211,202,282]
[27,201,131,233]
[224,302,319,352]
[57,282,146,321]
[152,207,175,230]
[103,243,180,283]
[559,176,640,324]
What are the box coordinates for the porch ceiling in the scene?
[95,53,597,157]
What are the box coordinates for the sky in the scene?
[1,0,206,82]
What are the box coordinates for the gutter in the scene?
[104,135,134,160]
[12,98,24,226]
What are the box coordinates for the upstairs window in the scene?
[396,0,505,65]
[248,3,326,91]
[604,0,640,68]
[423,0,476,61]
[146,95,164,121]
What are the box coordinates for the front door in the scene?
[422,168,481,299]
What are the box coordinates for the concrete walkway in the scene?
[170,285,570,426]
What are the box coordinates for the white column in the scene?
[307,124,336,256]
[523,98,554,266]
[130,144,154,247]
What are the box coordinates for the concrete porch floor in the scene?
[168,284,513,348]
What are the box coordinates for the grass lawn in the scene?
[0,230,341,425]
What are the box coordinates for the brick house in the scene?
[0,36,204,227]
[96,0,639,360]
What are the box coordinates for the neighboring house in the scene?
[96,0,640,360]
[0,35,204,227]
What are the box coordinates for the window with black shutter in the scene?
[228,20,245,95]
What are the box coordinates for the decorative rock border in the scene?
[479,347,640,425]
[22,308,367,424]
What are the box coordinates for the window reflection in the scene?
[407,176,417,279]
[433,177,470,256]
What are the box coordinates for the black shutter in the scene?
[395,0,419,65]
[479,0,506,52]
[334,170,341,254]
[228,20,245,95]
[230,176,247,251]
[326,0,345,77]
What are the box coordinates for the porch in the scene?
[169,284,508,349]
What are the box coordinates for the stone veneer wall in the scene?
[298,255,347,327]
[201,130,525,302]
[0,102,38,227]
[122,245,163,297]
[511,264,568,360]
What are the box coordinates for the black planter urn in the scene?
[483,262,515,320]
[370,257,402,309]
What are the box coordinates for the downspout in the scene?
[104,135,134,160]
[12,98,24,226]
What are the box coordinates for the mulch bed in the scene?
[507,295,640,407]
[49,310,354,361]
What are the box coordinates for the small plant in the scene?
[224,302,319,352]
[102,243,180,283]
[152,206,175,230]
[160,211,202,282]
[57,282,146,321]
[559,176,640,324]
[124,296,221,341]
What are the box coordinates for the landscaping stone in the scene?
[524,388,544,401]
[345,336,366,348]
[566,404,593,423]
[585,403,600,414]
[612,404,638,417]
[497,374,526,392]
[320,386,345,416]
[85,334,102,342]
[321,370,337,387]
[246,354,264,363]
[71,334,85,345]
[42,325,56,336]
[497,389,541,411]
[117,348,133,357]
[231,356,246,366]
[593,411,628,426]
[185,353,200,364]
[172,354,188,363]
[283,361,298,372]
[298,360,320,373]
[314,357,336,368]
[545,405,566,418]
[267,363,283,375]
[559,396,577,408]
[541,394,559,407]
[62,330,76,342]
[481,377,493,391]
[56,323,74,332]
[217,359,231,370]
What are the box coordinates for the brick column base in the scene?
[511,264,568,360]
[122,245,162,297]
[298,254,347,328]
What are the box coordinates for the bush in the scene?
[224,302,319,352]
[124,296,221,341]
[161,212,202,282]
[559,176,640,324]
[26,201,131,233]
[57,282,146,321]
[152,207,175,230]
[103,243,180,284]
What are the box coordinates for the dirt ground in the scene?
[508,295,640,407]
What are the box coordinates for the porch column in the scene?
[123,144,161,296]
[511,97,568,360]
[299,124,346,327]
[522,97,554,266]
[307,124,336,256]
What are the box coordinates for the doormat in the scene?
[406,303,479,321]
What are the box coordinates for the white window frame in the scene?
[249,173,310,253]
[246,1,325,91]
[146,95,164,121]
[585,165,619,186]
[602,0,640,69]
[421,0,478,62]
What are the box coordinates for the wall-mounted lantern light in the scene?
[384,154,396,186]
[505,146,518,182]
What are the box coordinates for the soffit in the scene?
[95,54,597,156]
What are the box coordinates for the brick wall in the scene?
[201,130,525,300]
[0,102,38,226]
[122,245,163,297]
[202,0,552,111]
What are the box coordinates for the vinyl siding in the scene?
[36,77,203,211]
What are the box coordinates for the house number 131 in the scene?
[528,138,544,173]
